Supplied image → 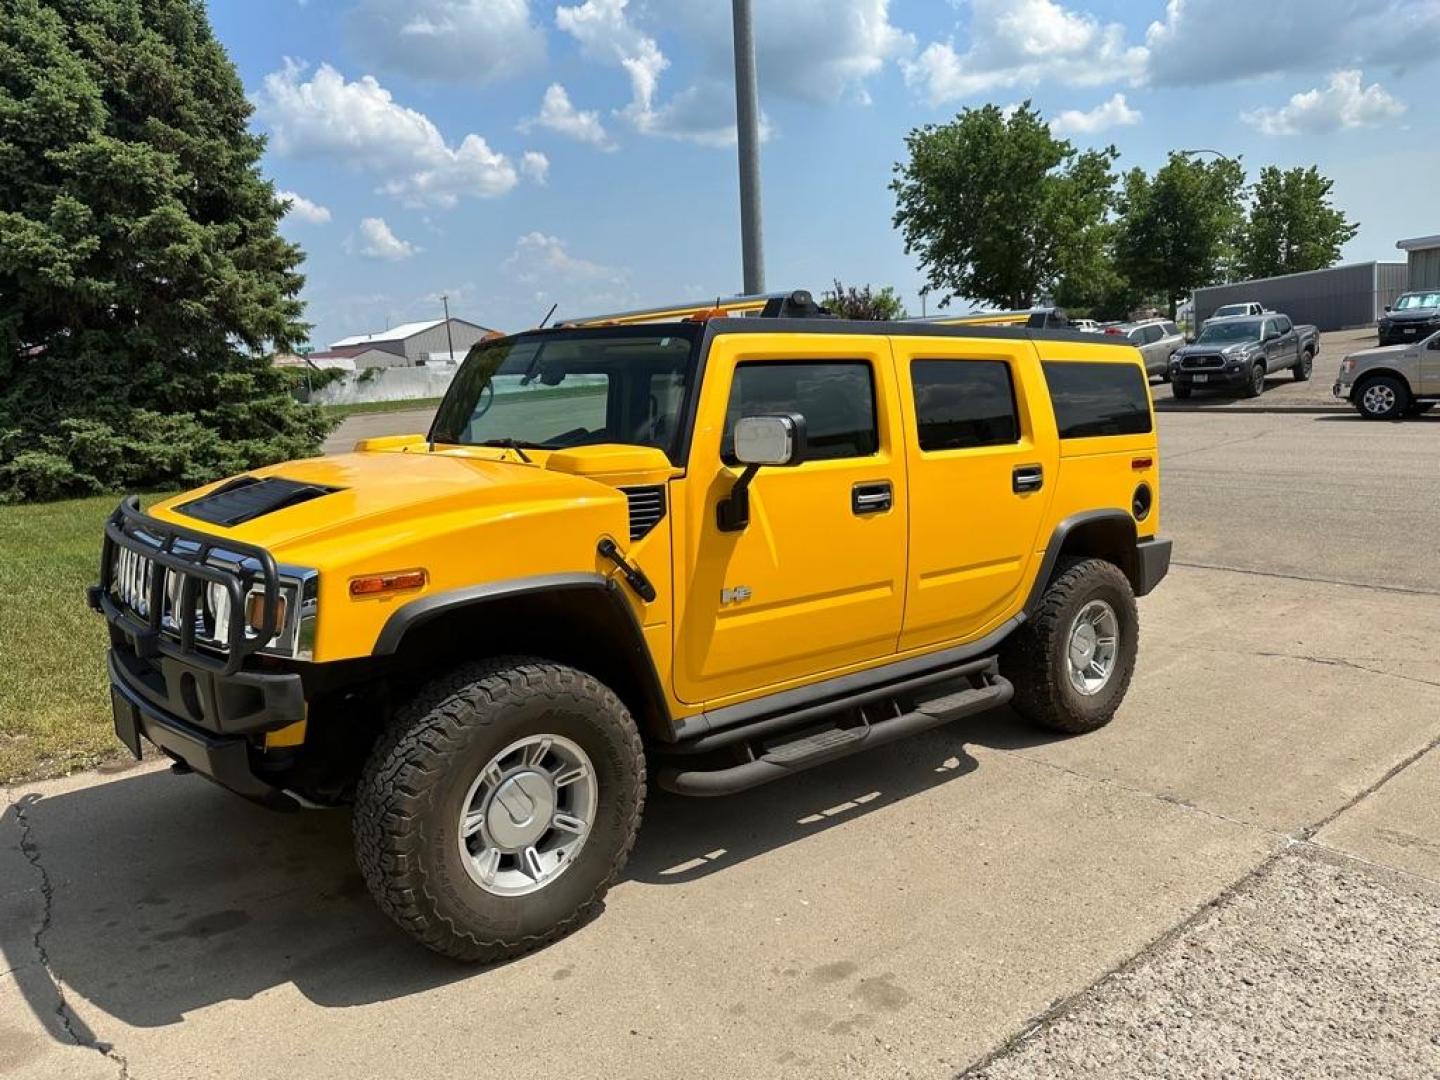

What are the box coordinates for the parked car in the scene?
[91,290,1171,960]
[1377,291,1440,346]
[1333,329,1440,420]
[1169,313,1319,398]
[1070,318,1101,333]
[1106,318,1185,380]
[1207,301,1267,322]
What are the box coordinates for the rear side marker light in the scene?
[350,569,428,597]
[1131,456,1154,470]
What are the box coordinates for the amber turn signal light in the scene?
[350,569,428,597]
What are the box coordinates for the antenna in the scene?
[537,302,558,329]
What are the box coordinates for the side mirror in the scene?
[718,413,807,532]
[1384,305,1392,313]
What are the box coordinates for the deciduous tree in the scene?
[892,103,1118,311]
[1238,165,1357,279]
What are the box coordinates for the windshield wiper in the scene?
[477,438,536,463]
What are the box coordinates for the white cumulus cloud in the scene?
[902,0,1147,105]
[554,0,771,146]
[520,150,550,184]
[1144,0,1440,86]
[522,83,615,149]
[1051,93,1142,135]
[350,217,419,261]
[502,232,634,314]
[1241,70,1406,135]
[253,60,519,208]
[346,0,545,84]
[277,189,331,224]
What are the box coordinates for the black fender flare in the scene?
[1024,510,1140,616]
[374,572,673,738]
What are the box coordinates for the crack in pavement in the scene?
[1251,650,1440,692]
[1172,559,1440,597]
[11,794,133,1080]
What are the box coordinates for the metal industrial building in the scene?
[326,317,497,367]
[1192,261,1408,332]
[1398,235,1440,290]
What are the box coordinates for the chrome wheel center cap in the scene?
[1070,623,1097,666]
[485,770,556,850]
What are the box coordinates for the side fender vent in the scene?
[621,485,667,541]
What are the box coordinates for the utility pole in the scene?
[731,0,765,295]
[440,293,455,363]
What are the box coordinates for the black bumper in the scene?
[1135,537,1172,597]
[107,647,304,809]
[1173,368,1248,388]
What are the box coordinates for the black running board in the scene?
[657,676,1013,797]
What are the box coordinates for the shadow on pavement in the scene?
[1,711,1054,1032]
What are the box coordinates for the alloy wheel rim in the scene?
[1066,599,1120,696]
[457,734,597,897]
[1362,384,1395,416]
[1253,367,1265,393]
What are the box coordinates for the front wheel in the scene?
[353,657,646,961]
[1240,362,1266,398]
[1354,375,1410,421]
[1002,558,1139,734]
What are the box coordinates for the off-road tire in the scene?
[1002,558,1139,734]
[1239,362,1266,398]
[1354,374,1410,421]
[1171,382,1192,400]
[353,657,645,962]
[1294,348,1314,381]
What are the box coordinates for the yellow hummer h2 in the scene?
[92,290,1171,960]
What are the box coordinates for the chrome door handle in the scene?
[852,482,893,514]
[1012,465,1044,493]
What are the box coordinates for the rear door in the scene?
[892,336,1056,649]
[1419,333,1440,395]
[672,332,908,706]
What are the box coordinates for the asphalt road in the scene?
[4,405,1440,1079]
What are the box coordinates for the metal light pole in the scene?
[731,0,765,294]
[440,293,455,362]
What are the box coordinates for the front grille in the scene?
[1181,354,1225,370]
[99,497,285,676]
[621,485,667,541]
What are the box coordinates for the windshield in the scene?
[1196,320,1263,344]
[1213,304,1250,317]
[429,327,701,460]
[1395,292,1440,310]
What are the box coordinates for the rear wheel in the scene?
[1294,348,1313,381]
[1002,558,1139,734]
[354,657,645,961]
[1354,375,1410,421]
[1240,362,1266,398]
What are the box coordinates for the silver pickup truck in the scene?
[1333,330,1440,420]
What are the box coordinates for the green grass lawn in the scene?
[0,493,169,782]
[321,396,444,419]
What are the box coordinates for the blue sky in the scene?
[209,0,1440,349]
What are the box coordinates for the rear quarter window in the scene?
[1043,361,1153,438]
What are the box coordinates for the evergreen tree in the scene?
[0,0,330,501]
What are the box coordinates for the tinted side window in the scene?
[1043,361,1153,438]
[1162,321,1179,336]
[724,361,877,461]
[911,360,1019,451]
[1275,315,1292,333]
[1142,325,1164,344]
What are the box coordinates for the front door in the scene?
[890,338,1056,649]
[673,334,907,706]
[1419,334,1440,395]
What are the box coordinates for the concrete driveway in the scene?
[4,408,1439,1079]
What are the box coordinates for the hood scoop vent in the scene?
[174,476,342,528]
[621,485,666,541]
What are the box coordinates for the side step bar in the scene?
[657,676,1013,798]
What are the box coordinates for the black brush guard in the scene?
[90,496,283,677]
